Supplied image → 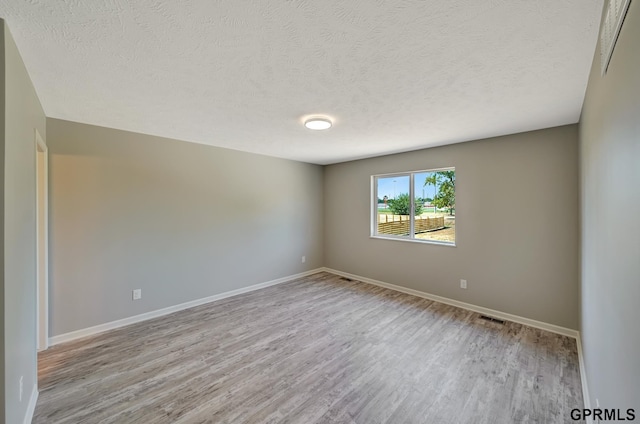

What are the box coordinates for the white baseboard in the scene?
[576,333,593,422]
[321,267,579,338]
[49,268,324,346]
[47,266,591,417]
[321,267,594,412]
[24,384,38,424]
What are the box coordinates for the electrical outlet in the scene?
[19,376,23,402]
[301,256,306,263]
[132,289,142,300]
[460,279,467,289]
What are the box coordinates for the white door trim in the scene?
[35,129,49,351]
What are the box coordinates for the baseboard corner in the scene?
[24,384,38,424]
[575,332,592,412]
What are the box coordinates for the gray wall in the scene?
[0,20,5,423]
[2,21,47,424]
[47,119,324,336]
[579,1,640,410]
[324,125,580,329]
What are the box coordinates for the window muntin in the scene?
[373,168,455,245]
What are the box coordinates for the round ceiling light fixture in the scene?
[304,117,332,130]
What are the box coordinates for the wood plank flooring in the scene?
[34,272,583,423]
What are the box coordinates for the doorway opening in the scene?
[36,129,48,351]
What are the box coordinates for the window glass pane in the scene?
[376,176,410,237]
[413,170,455,243]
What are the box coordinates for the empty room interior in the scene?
[1,0,639,423]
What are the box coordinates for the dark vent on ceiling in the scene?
[600,0,632,75]
[479,315,505,324]
[339,277,353,282]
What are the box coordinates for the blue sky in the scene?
[377,172,439,201]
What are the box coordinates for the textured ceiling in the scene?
[0,0,603,164]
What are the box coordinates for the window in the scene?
[372,168,455,245]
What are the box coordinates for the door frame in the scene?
[35,129,49,351]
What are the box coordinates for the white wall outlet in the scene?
[132,289,142,300]
[301,256,306,263]
[460,279,468,289]
[19,376,23,402]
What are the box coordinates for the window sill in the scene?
[370,235,456,247]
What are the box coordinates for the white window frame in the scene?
[370,167,456,247]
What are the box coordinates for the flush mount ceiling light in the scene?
[304,117,332,130]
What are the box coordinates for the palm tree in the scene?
[423,174,438,212]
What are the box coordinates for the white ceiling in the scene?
[1,0,603,164]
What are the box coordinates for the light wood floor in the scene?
[34,272,583,423]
